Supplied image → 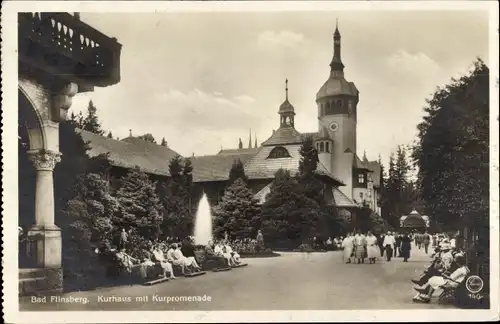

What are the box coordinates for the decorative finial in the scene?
[255,133,258,148]
[285,79,289,100]
[249,129,252,149]
[336,18,338,29]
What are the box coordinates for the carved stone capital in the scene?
[27,149,62,171]
[52,83,78,122]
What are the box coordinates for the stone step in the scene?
[19,268,47,280]
[19,277,49,296]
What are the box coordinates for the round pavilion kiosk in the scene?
[401,210,427,232]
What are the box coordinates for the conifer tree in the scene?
[158,155,192,239]
[62,172,118,288]
[115,167,163,240]
[82,100,104,135]
[214,178,261,239]
[227,158,248,187]
[261,169,302,248]
[161,137,168,146]
[107,131,113,139]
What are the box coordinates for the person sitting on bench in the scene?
[223,240,241,266]
[152,244,175,279]
[180,239,202,272]
[411,242,453,285]
[166,243,187,275]
[116,248,139,274]
[205,239,228,268]
[174,242,200,273]
[412,254,468,303]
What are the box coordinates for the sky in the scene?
[72,10,490,165]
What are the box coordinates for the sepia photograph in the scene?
[2,1,499,323]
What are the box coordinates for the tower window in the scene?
[325,101,335,115]
[337,100,342,108]
[358,173,365,184]
[319,142,325,152]
[267,146,291,159]
[325,142,330,153]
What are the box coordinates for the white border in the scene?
[2,1,499,323]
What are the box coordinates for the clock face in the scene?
[329,122,339,132]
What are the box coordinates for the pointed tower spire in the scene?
[363,150,368,162]
[238,138,243,149]
[278,79,296,128]
[129,129,132,137]
[248,129,252,148]
[330,19,344,76]
[285,78,289,101]
[254,133,258,148]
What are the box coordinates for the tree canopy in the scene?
[413,58,489,231]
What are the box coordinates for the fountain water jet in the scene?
[194,193,213,245]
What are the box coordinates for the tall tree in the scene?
[227,158,248,187]
[261,169,302,248]
[161,137,168,146]
[213,178,261,239]
[82,100,104,135]
[158,155,192,239]
[413,58,489,232]
[107,131,113,139]
[296,136,329,239]
[115,167,163,240]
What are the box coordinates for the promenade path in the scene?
[20,243,452,311]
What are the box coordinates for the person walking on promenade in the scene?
[383,231,396,262]
[400,233,412,262]
[423,231,431,254]
[366,231,379,264]
[378,233,385,257]
[341,233,354,264]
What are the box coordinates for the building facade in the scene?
[18,12,122,295]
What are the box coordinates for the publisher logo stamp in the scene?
[465,275,484,294]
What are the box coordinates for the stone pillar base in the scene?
[27,225,62,268]
[19,268,63,296]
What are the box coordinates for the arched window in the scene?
[319,142,325,152]
[325,101,334,115]
[316,143,319,151]
[267,146,292,159]
[325,142,330,153]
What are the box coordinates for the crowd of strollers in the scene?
[329,230,469,304]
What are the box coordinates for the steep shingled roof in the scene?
[79,130,180,176]
[191,151,257,182]
[333,187,358,208]
[243,144,343,185]
[261,127,303,146]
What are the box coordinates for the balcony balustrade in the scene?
[18,12,122,88]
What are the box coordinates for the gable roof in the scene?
[191,151,257,182]
[217,148,259,156]
[79,130,181,176]
[333,187,358,208]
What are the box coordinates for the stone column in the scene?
[27,149,62,268]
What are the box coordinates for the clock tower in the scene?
[315,21,359,198]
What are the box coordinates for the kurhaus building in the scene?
[79,24,382,218]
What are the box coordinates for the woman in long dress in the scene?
[400,233,412,262]
[353,232,366,264]
[365,231,379,264]
[341,233,354,264]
